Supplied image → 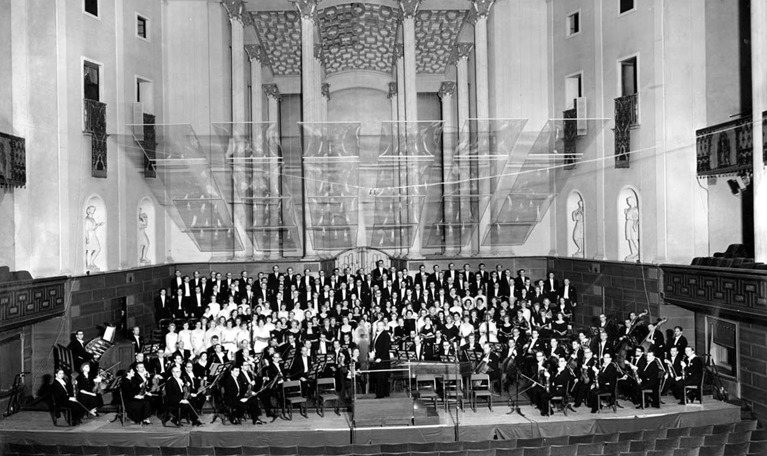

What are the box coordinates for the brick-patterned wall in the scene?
[547,258,662,328]
[739,321,767,422]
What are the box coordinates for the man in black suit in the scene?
[557,278,577,305]
[52,368,87,425]
[171,289,188,319]
[514,269,528,291]
[163,365,202,426]
[154,289,169,325]
[543,272,559,301]
[667,326,688,358]
[69,330,93,371]
[130,326,144,354]
[267,265,282,295]
[414,265,429,292]
[589,352,618,413]
[222,366,253,424]
[289,345,314,397]
[170,270,183,294]
[371,321,392,398]
[645,321,666,356]
[190,286,206,318]
[443,263,458,289]
[635,350,663,408]
[371,260,387,287]
[674,347,704,404]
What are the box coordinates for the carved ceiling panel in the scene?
[252,10,303,76]
[415,10,466,74]
[317,3,400,75]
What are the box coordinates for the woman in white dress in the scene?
[251,316,270,354]
[220,319,239,356]
[190,320,206,356]
[178,321,193,352]
[165,322,179,355]
[204,320,220,350]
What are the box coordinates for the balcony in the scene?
[696,112,767,178]
[83,99,108,178]
[614,93,638,168]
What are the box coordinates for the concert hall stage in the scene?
[0,396,740,448]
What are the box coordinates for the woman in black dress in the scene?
[75,363,103,415]
[122,366,152,424]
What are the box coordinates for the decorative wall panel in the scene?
[414,10,466,74]
[663,265,767,320]
[0,132,26,188]
[0,277,66,332]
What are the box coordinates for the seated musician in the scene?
[329,340,350,399]
[136,362,163,414]
[163,365,203,427]
[588,352,618,413]
[521,329,546,375]
[476,342,501,389]
[529,351,551,413]
[289,345,314,398]
[633,350,663,409]
[594,330,614,364]
[539,357,574,416]
[673,347,704,404]
[569,340,584,370]
[222,365,263,425]
[69,330,94,372]
[182,361,207,414]
[618,346,645,400]
[75,363,103,416]
[262,352,286,421]
[435,338,456,361]
[551,312,569,338]
[460,333,482,357]
[547,338,568,365]
[572,347,596,407]
[663,346,683,395]
[52,368,87,425]
[122,366,153,425]
[512,308,530,335]
[393,317,409,350]
[412,334,429,361]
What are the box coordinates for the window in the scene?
[137,15,148,39]
[136,77,154,113]
[84,61,100,102]
[620,57,637,96]
[619,0,635,15]
[566,12,580,36]
[565,73,583,109]
[84,0,98,17]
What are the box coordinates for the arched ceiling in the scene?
[246,1,469,78]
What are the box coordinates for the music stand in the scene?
[308,358,327,379]
[109,376,126,425]
[403,342,415,352]
[441,354,458,363]
[209,362,232,425]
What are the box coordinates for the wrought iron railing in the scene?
[696,112,767,177]
[614,94,638,168]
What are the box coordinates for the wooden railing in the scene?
[696,112,767,177]
[0,276,67,332]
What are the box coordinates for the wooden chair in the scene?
[548,381,570,416]
[469,374,493,411]
[282,380,307,419]
[597,382,618,413]
[415,375,440,408]
[316,377,341,416]
[683,370,705,405]
[442,375,463,411]
[50,393,72,427]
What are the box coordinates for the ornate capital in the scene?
[398,0,422,19]
[291,0,321,20]
[439,82,456,99]
[321,83,331,100]
[451,42,473,64]
[221,0,246,23]
[245,44,265,63]
[263,83,281,101]
[387,82,398,99]
[394,43,405,59]
[470,0,496,19]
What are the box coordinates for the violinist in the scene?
[330,340,350,399]
[572,348,596,407]
[529,351,551,413]
[52,368,88,425]
[182,361,207,414]
[289,345,314,397]
[522,329,546,375]
[619,346,644,399]
[75,363,103,416]
[547,338,568,365]
[222,366,259,425]
[633,350,663,409]
[122,365,153,424]
[540,357,574,416]
[662,346,683,395]
[589,352,618,413]
[163,366,203,427]
[136,362,163,414]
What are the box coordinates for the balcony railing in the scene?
[616,93,639,126]
[696,112,767,177]
[614,93,638,168]
[83,99,108,178]
[83,99,106,135]
[0,132,26,188]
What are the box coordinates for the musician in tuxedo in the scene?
[182,361,206,414]
[572,348,597,407]
[476,342,501,388]
[289,345,315,397]
[443,263,459,289]
[52,368,87,425]
[589,352,619,413]
[122,365,153,424]
[663,346,684,395]
[190,286,207,318]
[163,366,203,426]
[673,347,704,404]
[329,340,350,399]
[514,269,528,291]
[172,288,188,319]
[557,278,577,305]
[262,352,287,421]
[633,350,663,408]
[266,265,282,294]
[644,321,666,356]
[539,357,573,416]
[222,366,261,424]
[414,264,430,292]
[170,270,183,294]
[528,351,551,411]
[69,330,93,371]
[412,335,431,361]
[371,260,387,286]
[594,330,614,365]
[521,329,546,375]
[154,288,170,324]
[370,321,392,398]
[130,326,144,354]
[667,326,688,357]
[543,272,559,301]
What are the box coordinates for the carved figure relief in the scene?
[85,205,105,271]
[624,195,640,261]
[138,209,151,265]
[571,197,584,258]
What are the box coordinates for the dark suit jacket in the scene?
[222,373,244,406]
[131,335,144,354]
[164,376,186,408]
[289,355,312,380]
[372,331,391,361]
[557,284,577,303]
[69,338,92,369]
[154,295,170,321]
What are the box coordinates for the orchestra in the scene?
[55,263,704,426]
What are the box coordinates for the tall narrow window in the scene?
[565,73,583,109]
[620,57,638,96]
[567,12,580,36]
[137,15,148,39]
[136,77,154,114]
[84,0,98,17]
[84,61,100,102]
[619,0,635,15]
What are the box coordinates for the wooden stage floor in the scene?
[0,395,741,448]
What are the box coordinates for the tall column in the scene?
[454,43,473,256]
[314,44,324,123]
[388,82,399,123]
[395,44,406,129]
[470,0,495,255]
[399,0,421,257]
[263,84,282,258]
[753,1,767,263]
[292,0,320,257]
[439,82,457,254]
[224,2,251,258]
[246,44,265,259]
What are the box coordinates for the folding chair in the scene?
[316,377,341,416]
[548,381,570,416]
[442,375,463,411]
[470,374,493,411]
[282,380,308,419]
[415,375,440,408]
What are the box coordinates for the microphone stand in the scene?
[507,370,544,417]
